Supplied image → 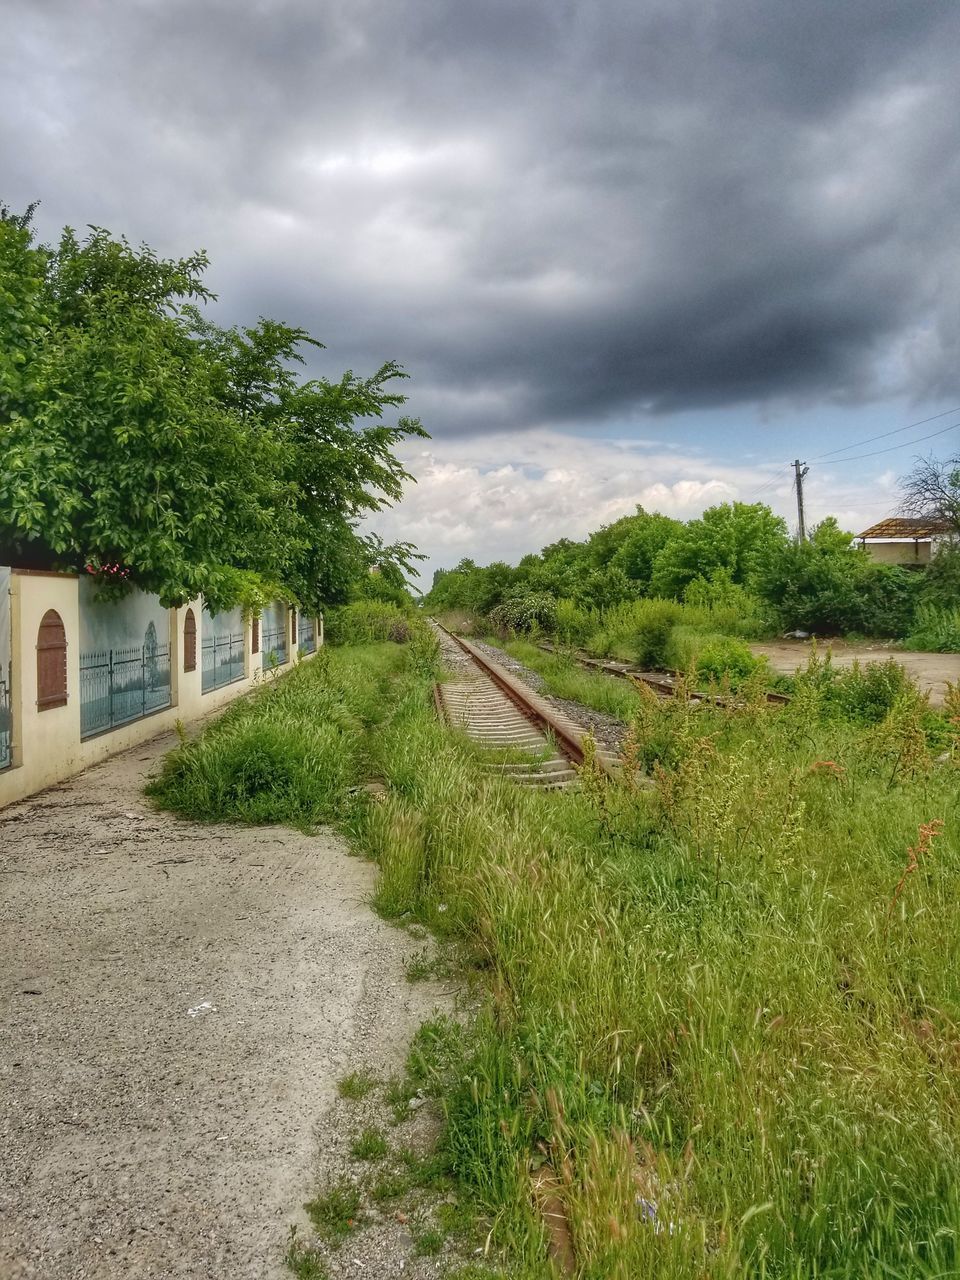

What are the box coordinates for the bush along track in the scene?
[150,634,960,1279]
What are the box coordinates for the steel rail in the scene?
[430,620,620,781]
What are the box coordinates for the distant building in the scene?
[855,517,955,568]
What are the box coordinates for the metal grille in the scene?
[261,625,288,669]
[0,666,10,770]
[201,632,245,692]
[298,615,317,655]
[79,643,171,739]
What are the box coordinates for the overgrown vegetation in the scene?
[360,647,960,1278]
[425,505,960,650]
[145,646,407,827]
[148,633,960,1277]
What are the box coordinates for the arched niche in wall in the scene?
[37,610,67,711]
[183,608,197,672]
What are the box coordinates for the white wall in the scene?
[0,573,323,810]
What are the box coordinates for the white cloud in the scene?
[368,429,902,582]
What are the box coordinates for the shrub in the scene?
[918,543,960,610]
[553,598,594,647]
[759,543,920,636]
[682,570,770,634]
[667,628,762,686]
[906,603,960,653]
[488,593,557,635]
[326,600,413,645]
[829,658,923,723]
[790,651,924,724]
[628,599,685,668]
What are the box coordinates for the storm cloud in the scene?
[3,0,959,440]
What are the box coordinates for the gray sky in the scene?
[3,0,960,576]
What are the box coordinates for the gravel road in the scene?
[0,729,448,1280]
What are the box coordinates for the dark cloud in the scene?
[3,0,959,433]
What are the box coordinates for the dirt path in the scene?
[750,640,960,706]
[0,730,444,1280]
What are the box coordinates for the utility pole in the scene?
[793,459,810,542]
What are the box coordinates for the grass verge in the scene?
[148,633,960,1278]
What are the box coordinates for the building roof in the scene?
[857,516,954,540]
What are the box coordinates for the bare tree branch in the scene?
[899,453,960,532]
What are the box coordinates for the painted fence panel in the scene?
[78,581,171,738]
[201,606,245,692]
[261,602,288,668]
[297,613,317,655]
[0,567,11,770]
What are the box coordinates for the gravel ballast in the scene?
[469,639,629,754]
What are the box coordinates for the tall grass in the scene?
[361,653,960,1278]
[149,635,960,1277]
[146,645,408,827]
[485,595,770,668]
[906,602,960,653]
[325,599,415,645]
[502,639,642,720]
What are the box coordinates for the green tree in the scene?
[809,516,855,554]
[757,538,918,636]
[610,509,683,592]
[650,502,789,599]
[0,210,425,611]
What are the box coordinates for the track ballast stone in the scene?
[433,627,579,787]
[469,638,629,754]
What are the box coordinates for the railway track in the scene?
[430,621,620,788]
[534,640,791,706]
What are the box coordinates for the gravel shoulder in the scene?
[750,640,960,706]
[0,728,449,1280]
[469,638,628,752]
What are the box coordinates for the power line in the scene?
[809,405,960,461]
[804,496,901,512]
[819,420,959,465]
[743,464,793,503]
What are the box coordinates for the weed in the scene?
[350,1127,389,1162]
[406,1016,467,1095]
[411,1222,445,1256]
[303,1180,364,1247]
[397,1146,454,1193]
[405,949,434,982]
[888,819,945,921]
[906,602,960,652]
[370,1169,413,1203]
[337,1070,377,1101]
[283,1228,328,1279]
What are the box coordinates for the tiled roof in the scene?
[857,517,954,539]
